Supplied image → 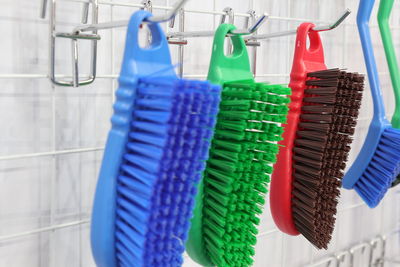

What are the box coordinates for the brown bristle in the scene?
[292,68,364,249]
[304,87,338,95]
[306,78,339,87]
[297,131,328,142]
[302,105,335,114]
[300,114,333,123]
[299,122,330,133]
[303,95,336,104]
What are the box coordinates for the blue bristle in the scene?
[115,77,221,266]
[354,127,400,207]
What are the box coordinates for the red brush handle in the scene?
[270,23,327,235]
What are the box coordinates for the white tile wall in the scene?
[0,0,399,266]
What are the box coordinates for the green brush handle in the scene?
[207,24,254,84]
[378,0,400,128]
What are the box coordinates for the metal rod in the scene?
[178,8,185,77]
[74,20,131,33]
[220,7,234,54]
[148,0,188,23]
[0,219,90,242]
[73,12,268,38]
[72,39,79,87]
[246,10,259,76]
[0,147,104,161]
[74,0,188,33]
[48,0,98,87]
[82,1,90,24]
[247,9,351,41]
[167,13,268,39]
[40,0,48,19]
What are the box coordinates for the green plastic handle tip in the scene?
[378,0,400,128]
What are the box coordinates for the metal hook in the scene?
[167,13,268,39]
[220,7,234,25]
[47,0,98,87]
[41,0,91,23]
[247,9,350,41]
[245,10,260,76]
[336,251,352,267]
[219,7,235,53]
[168,8,187,77]
[369,236,386,267]
[147,0,188,23]
[73,0,188,34]
[349,242,372,267]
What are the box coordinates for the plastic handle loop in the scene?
[358,0,387,122]
[90,10,175,267]
[207,23,253,84]
[270,22,326,236]
[378,0,400,128]
[119,10,176,81]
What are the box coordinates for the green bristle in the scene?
[202,82,290,266]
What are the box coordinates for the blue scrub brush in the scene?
[342,0,400,207]
[90,10,221,267]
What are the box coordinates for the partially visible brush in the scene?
[342,0,400,207]
[378,0,400,187]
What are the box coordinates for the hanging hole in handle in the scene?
[223,35,234,57]
[138,23,153,49]
[306,30,321,53]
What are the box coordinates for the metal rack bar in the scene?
[72,12,268,37]
[0,219,90,242]
[58,0,334,23]
[247,9,351,41]
[0,147,104,161]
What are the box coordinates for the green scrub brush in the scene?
[186,23,291,267]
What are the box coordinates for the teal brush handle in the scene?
[378,0,400,128]
[343,0,390,189]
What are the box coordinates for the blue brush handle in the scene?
[343,0,390,189]
[120,11,176,80]
[358,0,386,121]
[91,10,175,267]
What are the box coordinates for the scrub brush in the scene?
[186,24,291,267]
[270,22,365,249]
[378,0,400,187]
[90,11,221,267]
[342,0,400,207]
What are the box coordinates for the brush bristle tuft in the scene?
[115,78,221,266]
[354,127,400,207]
[292,69,364,249]
[202,82,290,266]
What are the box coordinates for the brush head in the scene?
[353,127,400,206]
[292,69,364,249]
[113,77,220,266]
[193,81,290,266]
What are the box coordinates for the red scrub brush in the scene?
[270,22,365,249]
